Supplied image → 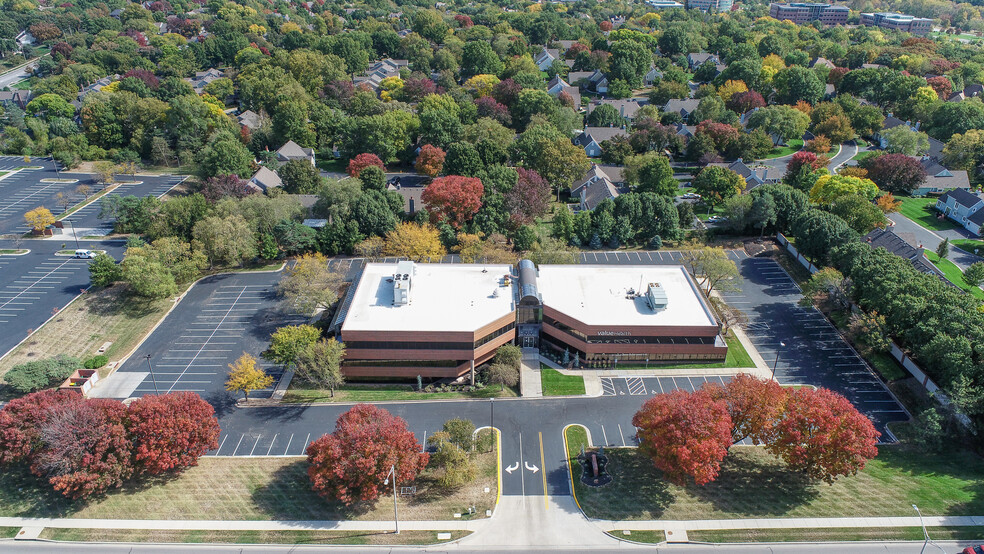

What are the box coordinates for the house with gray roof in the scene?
[914,159,971,196]
[0,90,32,110]
[863,227,942,277]
[687,52,719,69]
[936,189,984,235]
[535,47,561,71]
[663,98,701,122]
[236,110,264,131]
[586,98,648,121]
[574,127,629,157]
[276,140,316,166]
[184,68,225,94]
[247,167,283,193]
[571,164,627,210]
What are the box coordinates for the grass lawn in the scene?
[57,184,118,220]
[606,530,665,543]
[925,251,984,300]
[614,331,753,370]
[762,139,804,159]
[317,157,346,174]
[952,238,984,256]
[689,527,984,543]
[0,249,28,255]
[897,197,958,232]
[0,286,171,387]
[40,529,469,545]
[0,527,17,538]
[540,369,586,396]
[0,433,497,521]
[851,150,878,164]
[565,427,984,521]
[283,383,518,403]
[696,204,726,222]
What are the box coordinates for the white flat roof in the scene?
[341,263,516,333]
[537,265,717,328]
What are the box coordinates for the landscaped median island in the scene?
[565,426,984,522]
[38,529,470,546]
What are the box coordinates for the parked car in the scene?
[74,249,95,259]
[707,215,726,223]
[962,546,984,554]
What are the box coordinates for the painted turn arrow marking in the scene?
[524,461,539,474]
[505,462,519,474]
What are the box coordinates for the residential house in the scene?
[353,58,408,91]
[77,75,117,104]
[946,84,984,102]
[15,31,35,49]
[247,167,283,193]
[873,116,919,149]
[643,65,662,86]
[535,47,561,71]
[302,218,328,229]
[913,159,971,196]
[236,110,264,131]
[674,123,697,139]
[184,68,225,94]
[708,158,780,189]
[663,98,701,122]
[574,127,629,157]
[571,164,627,210]
[936,189,984,235]
[588,70,609,94]
[566,71,595,88]
[810,57,836,69]
[546,75,570,95]
[0,90,32,110]
[387,176,428,214]
[276,140,316,166]
[686,52,719,70]
[863,228,942,277]
[586,98,648,121]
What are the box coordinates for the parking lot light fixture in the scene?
[66,219,79,249]
[771,341,786,381]
[384,464,399,534]
[145,354,160,395]
[912,504,944,553]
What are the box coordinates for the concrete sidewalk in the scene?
[599,514,984,531]
[0,517,482,532]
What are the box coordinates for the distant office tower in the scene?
[860,12,933,35]
[646,0,685,8]
[687,0,733,13]
[769,3,849,25]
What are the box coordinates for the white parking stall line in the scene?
[231,434,246,456]
[283,434,294,456]
[249,435,262,456]
[266,434,278,456]
[601,424,609,446]
[165,287,249,393]
[215,434,229,455]
[617,424,627,446]
[302,433,311,454]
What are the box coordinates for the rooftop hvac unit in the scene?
[646,282,668,312]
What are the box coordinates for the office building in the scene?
[333,261,727,379]
[686,0,733,13]
[769,3,849,25]
[860,12,933,35]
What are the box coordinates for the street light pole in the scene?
[145,354,160,395]
[384,465,399,534]
[489,398,495,453]
[771,341,786,381]
[66,219,79,249]
[912,504,944,553]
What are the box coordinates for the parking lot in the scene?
[0,167,81,234]
[0,250,96,356]
[113,271,306,401]
[62,175,187,233]
[720,255,908,436]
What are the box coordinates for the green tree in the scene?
[680,246,741,295]
[442,418,476,452]
[692,167,746,208]
[936,237,949,261]
[462,41,503,77]
[196,132,252,179]
[279,159,322,194]
[265,324,321,368]
[749,192,777,238]
[629,154,677,196]
[295,339,346,397]
[747,105,810,146]
[487,362,519,391]
[192,215,258,268]
[963,262,984,287]
[88,253,122,287]
[587,104,626,128]
[830,194,886,234]
[774,66,825,105]
[608,40,651,87]
[880,125,930,156]
[121,255,178,299]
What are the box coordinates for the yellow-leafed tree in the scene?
[24,206,55,232]
[383,223,446,262]
[225,353,273,401]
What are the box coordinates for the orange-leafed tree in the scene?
[307,404,429,505]
[875,192,901,213]
[24,206,55,232]
[422,175,484,228]
[767,387,880,484]
[414,144,446,177]
[126,392,220,475]
[632,389,733,486]
[346,153,384,177]
[703,373,789,445]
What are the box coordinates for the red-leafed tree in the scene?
[599,20,612,32]
[454,14,473,27]
[122,69,160,90]
[696,121,740,153]
[632,389,733,486]
[768,388,880,484]
[0,389,68,465]
[505,168,551,225]
[306,404,429,505]
[492,78,521,108]
[861,153,927,196]
[565,43,589,59]
[926,76,953,100]
[347,153,385,177]
[415,144,446,177]
[31,397,133,499]
[784,151,829,180]
[726,90,766,115]
[200,174,256,203]
[475,96,512,126]
[703,374,789,445]
[402,78,437,102]
[126,392,220,475]
[827,67,849,85]
[52,42,73,58]
[422,176,484,228]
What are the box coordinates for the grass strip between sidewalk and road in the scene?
[540,369,586,396]
[952,238,984,257]
[283,384,518,403]
[687,526,984,543]
[925,250,984,300]
[564,427,984,521]
[0,434,498,522]
[606,530,666,543]
[39,529,470,545]
[0,527,18,538]
[897,197,958,232]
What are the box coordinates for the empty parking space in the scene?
[600,374,730,397]
[0,173,82,234]
[65,175,186,231]
[726,256,908,436]
[115,272,305,401]
[0,254,90,337]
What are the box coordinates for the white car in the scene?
[707,216,725,223]
[74,249,95,259]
